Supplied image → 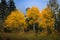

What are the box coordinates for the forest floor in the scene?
[0,32,60,40]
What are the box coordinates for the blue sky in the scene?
[14,0,60,14]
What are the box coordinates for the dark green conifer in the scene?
[9,0,16,12]
[48,0,60,32]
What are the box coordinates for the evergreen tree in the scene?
[48,0,60,32]
[9,0,16,12]
[0,0,16,30]
[1,0,9,19]
[0,3,4,28]
[0,0,8,30]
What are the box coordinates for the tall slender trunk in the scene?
[33,24,35,32]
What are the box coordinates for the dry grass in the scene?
[0,32,60,40]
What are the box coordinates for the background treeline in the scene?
[0,0,60,34]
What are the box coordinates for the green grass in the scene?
[0,32,60,40]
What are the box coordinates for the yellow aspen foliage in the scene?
[39,7,55,29]
[26,6,41,24]
[4,10,26,29]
